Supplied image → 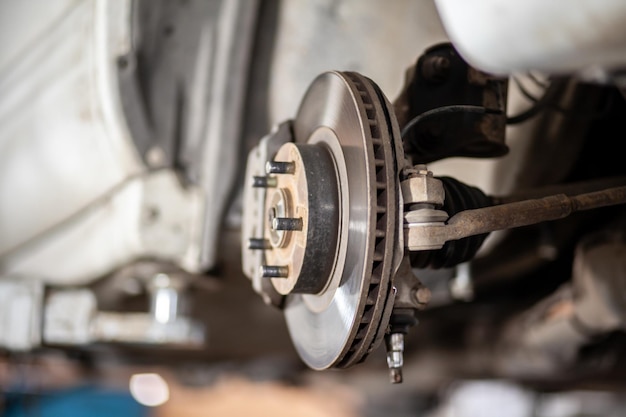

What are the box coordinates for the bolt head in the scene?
[414,286,432,304]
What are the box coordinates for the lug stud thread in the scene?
[248,238,270,250]
[272,217,303,231]
[260,265,289,278]
[252,176,277,188]
[266,160,295,175]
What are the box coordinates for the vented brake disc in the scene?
[241,71,404,370]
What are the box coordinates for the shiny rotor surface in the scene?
[284,71,397,369]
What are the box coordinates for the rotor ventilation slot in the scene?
[337,72,396,368]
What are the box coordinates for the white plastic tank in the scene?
[434,0,626,76]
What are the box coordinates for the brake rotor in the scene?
[279,71,403,369]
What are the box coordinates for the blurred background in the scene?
[2,0,626,416]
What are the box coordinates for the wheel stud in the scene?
[272,217,303,231]
[260,265,289,278]
[248,238,270,250]
[252,176,277,188]
[265,160,295,175]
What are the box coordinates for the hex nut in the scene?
[401,175,445,206]
[414,286,432,305]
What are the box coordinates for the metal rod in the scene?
[491,176,626,205]
[272,217,303,231]
[385,333,405,384]
[260,265,289,278]
[252,176,277,188]
[265,160,295,175]
[248,238,270,250]
[446,186,626,242]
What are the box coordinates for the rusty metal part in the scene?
[394,42,509,164]
[392,256,431,311]
[406,186,626,251]
[400,167,445,206]
[491,176,626,205]
[400,165,448,251]
[408,176,492,267]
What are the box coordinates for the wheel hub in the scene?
[262,142,340,295]
[241,71,404,370]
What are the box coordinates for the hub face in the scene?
[263,142,340,295]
